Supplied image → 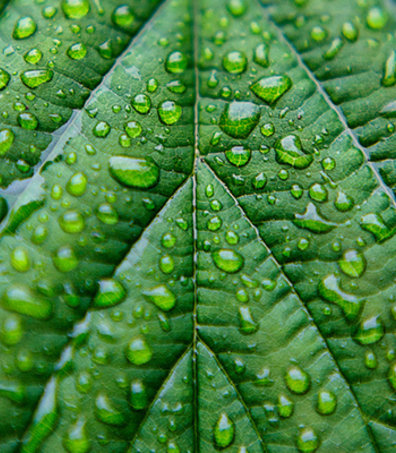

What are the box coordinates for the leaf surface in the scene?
[0,0,395,452]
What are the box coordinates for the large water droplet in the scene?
[212,248,244,273]
[3,285,52,319]
[59,210,85,234]
[109,156,159,189]
[66,172,87,197]
[293,203,335,233]
[225,146,251,167]
[353,316,385,345]
[53,245,79,273]
[366,6,388,30]
[219,101,260,138]
[20,69,53,89]
[223,51,248,74]
[318,274,362,321]
[112,5,135,30]
[0,129,14,155]
[63,417,90,453]
[285,365,310,394]
[13,17,37,39]
[62,0,90,19]
[10,246,30,272]
[165,51,187,74]
[296,427,319,452]
[360,213,394,242]
[227,0,247,16]
[338,249,365,278]
[94,279,126,308]
[95,393,125,426]
[238,306,258,334]
[67,42,87,60]
[250,75,292,104]
[96,203,118,225]
[0,69,10,90]
[316,389,337,415]
[1,314,23,346]
[132,94,151,114]
[129,379,148,410]
[334,190,354,212]
[213,413,235,449]
[126,336,152,365]
[158,101,182,125]
[143,284,176,311]
[275,135,312,169]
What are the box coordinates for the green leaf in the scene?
[0,0,395,452]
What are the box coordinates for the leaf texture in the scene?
[0,0,394,452]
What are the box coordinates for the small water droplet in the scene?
[213,413,235,449]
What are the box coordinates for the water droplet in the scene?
[338,249,365,278]
[366,7,388,30]
[13,17,37,39]
[238,306,258,334]
[3,285,52,319]
[318,274,362,321]
[24,48,43,65]
[94,279,126,308]
[207,216,222,231]
[382,51,396,87]
[132,94,151,114]
[223,51,248,74]
[62,0,90,19]
[388,362,396,391]
[213,413,235,449]
[159,255,175,274]
[225,146,251,167]
[96,203,118,225]
[59,210,85,234]
[93,120,111,138]
[143,284,176,311]
[1,314,23,346]
[360,213,394,242]
[342,22,359,41]
[275,135,313,169]
[219,101,260,138]
[21,69,53,89]
[109,156,159,189]
[254,43,269,67]
[53,245,79,272]
[63,417,90,453]
[364,350,377,369]
[285,365,310,394]
[294,203,335,233]
[0,69,10,90]
[126,336,152,365]
[316,390,336,415]
[260,122,275,137]
[297,427,319,452]
[250,75,292,104]
[334,190,354,212]
[252,172,267,189]
[227,0,247,16]
[18,112,38,129]
[10,246,30,272]
[323,38,343,60]
[129,380,147,410]
[310,26,327,42]
[162,232,176,248]
[278,394,294,418]
[66,172,88,196]
[212,248,244,273]
[309,183,327,203]
[67,42,87,60]
[95,393,125,426]
[354,316,385,345]
[165,51,187,74]
[158,101,182,125]
[112,5,135,30]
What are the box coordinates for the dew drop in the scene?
[20,69,53,89]
[353,316,385,345]
[62,0,90,19]
[66,172,88,196]
[109,156,159,189]
[94,279,126,308]
[112,5,135,30]
[238,306,258,334]
[213,413,235,449]
[132,94,151,114]
[1,314,23,346]
[254,43,269,67]
[126,336,153,365]
[338,249,365,278]
[219,101,260,139]
[275,135,312,169]
[143,284,176,311]
[63,417,90,453]
[223,51,248,74]
[95,393,125,426]
[59,210,85,234]
[250,75,292,104]
[227,0,247,16]
[297,427,319,452]
[293,203,335,233]
[130,380,148,410]
[316,389,337,415]
[53,245,79,273]
[212,248,244,273]
[225,146,251,167]
[67,42,87,60]
[285,365,310,394]
[165,51,188,74]
[96,203,118,225]
[0,69,10,90]
[158,101,182,125]
[13,17,37,39]
[2,285,52,319]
